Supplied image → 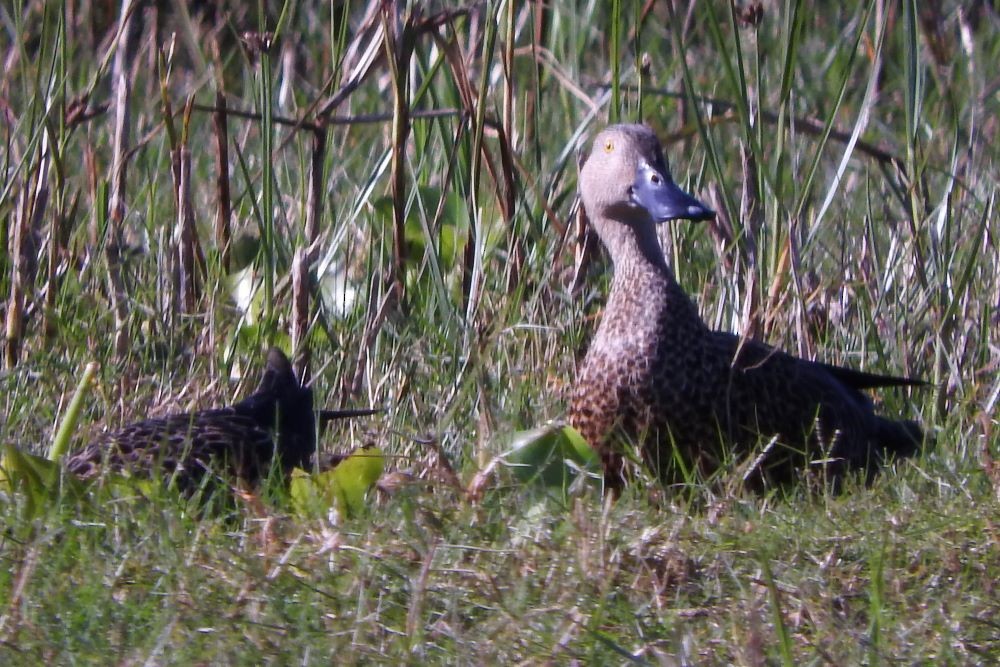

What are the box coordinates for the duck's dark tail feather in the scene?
[875,417,924,460]
[318,407,382,422]
[818,362,929,390]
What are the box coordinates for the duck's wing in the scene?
[713,332,926,392]
[709,332,925,453]
[704,332,879,425]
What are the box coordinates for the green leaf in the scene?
[289,447,384,519]
[1,444,58,517]
[504,424,602,494]
[1,444,89,518]
[229,232,261,272]
[374,187,468,271]
[329,446,385,516]
[48,361,100,461]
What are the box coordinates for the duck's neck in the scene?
[600,221,705,329]
[605,220,671,277]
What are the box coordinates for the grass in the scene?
[1,0,999,662]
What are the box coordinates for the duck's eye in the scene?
[604,140,614,153]
[649,173,661,185]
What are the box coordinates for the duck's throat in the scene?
[604,235,706,341]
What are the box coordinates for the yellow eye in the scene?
[604,140,614,153]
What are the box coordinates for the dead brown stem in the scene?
[106,0,138,358]
[213,91,232,272]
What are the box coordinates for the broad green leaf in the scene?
[1,444,60,517]
[503,424,602,494]
[329,446,385,516]
[1,444,89,518]
[374,187,468,271]
[229,232,261,271]
[289,467,322,517]
[289,447,384,519]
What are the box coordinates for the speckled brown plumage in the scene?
[66,348,379,491]
[569,124,925,491]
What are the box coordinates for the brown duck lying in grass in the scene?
[569,124,926,492]
[66,348,379,493]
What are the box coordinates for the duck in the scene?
[569,123,925,491]
[65,347,380,492]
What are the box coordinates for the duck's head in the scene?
[238,347,316,468]
[579,124,715,226]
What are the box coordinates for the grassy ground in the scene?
[2,0,998,663]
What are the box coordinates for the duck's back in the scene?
[65,408,277,487]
